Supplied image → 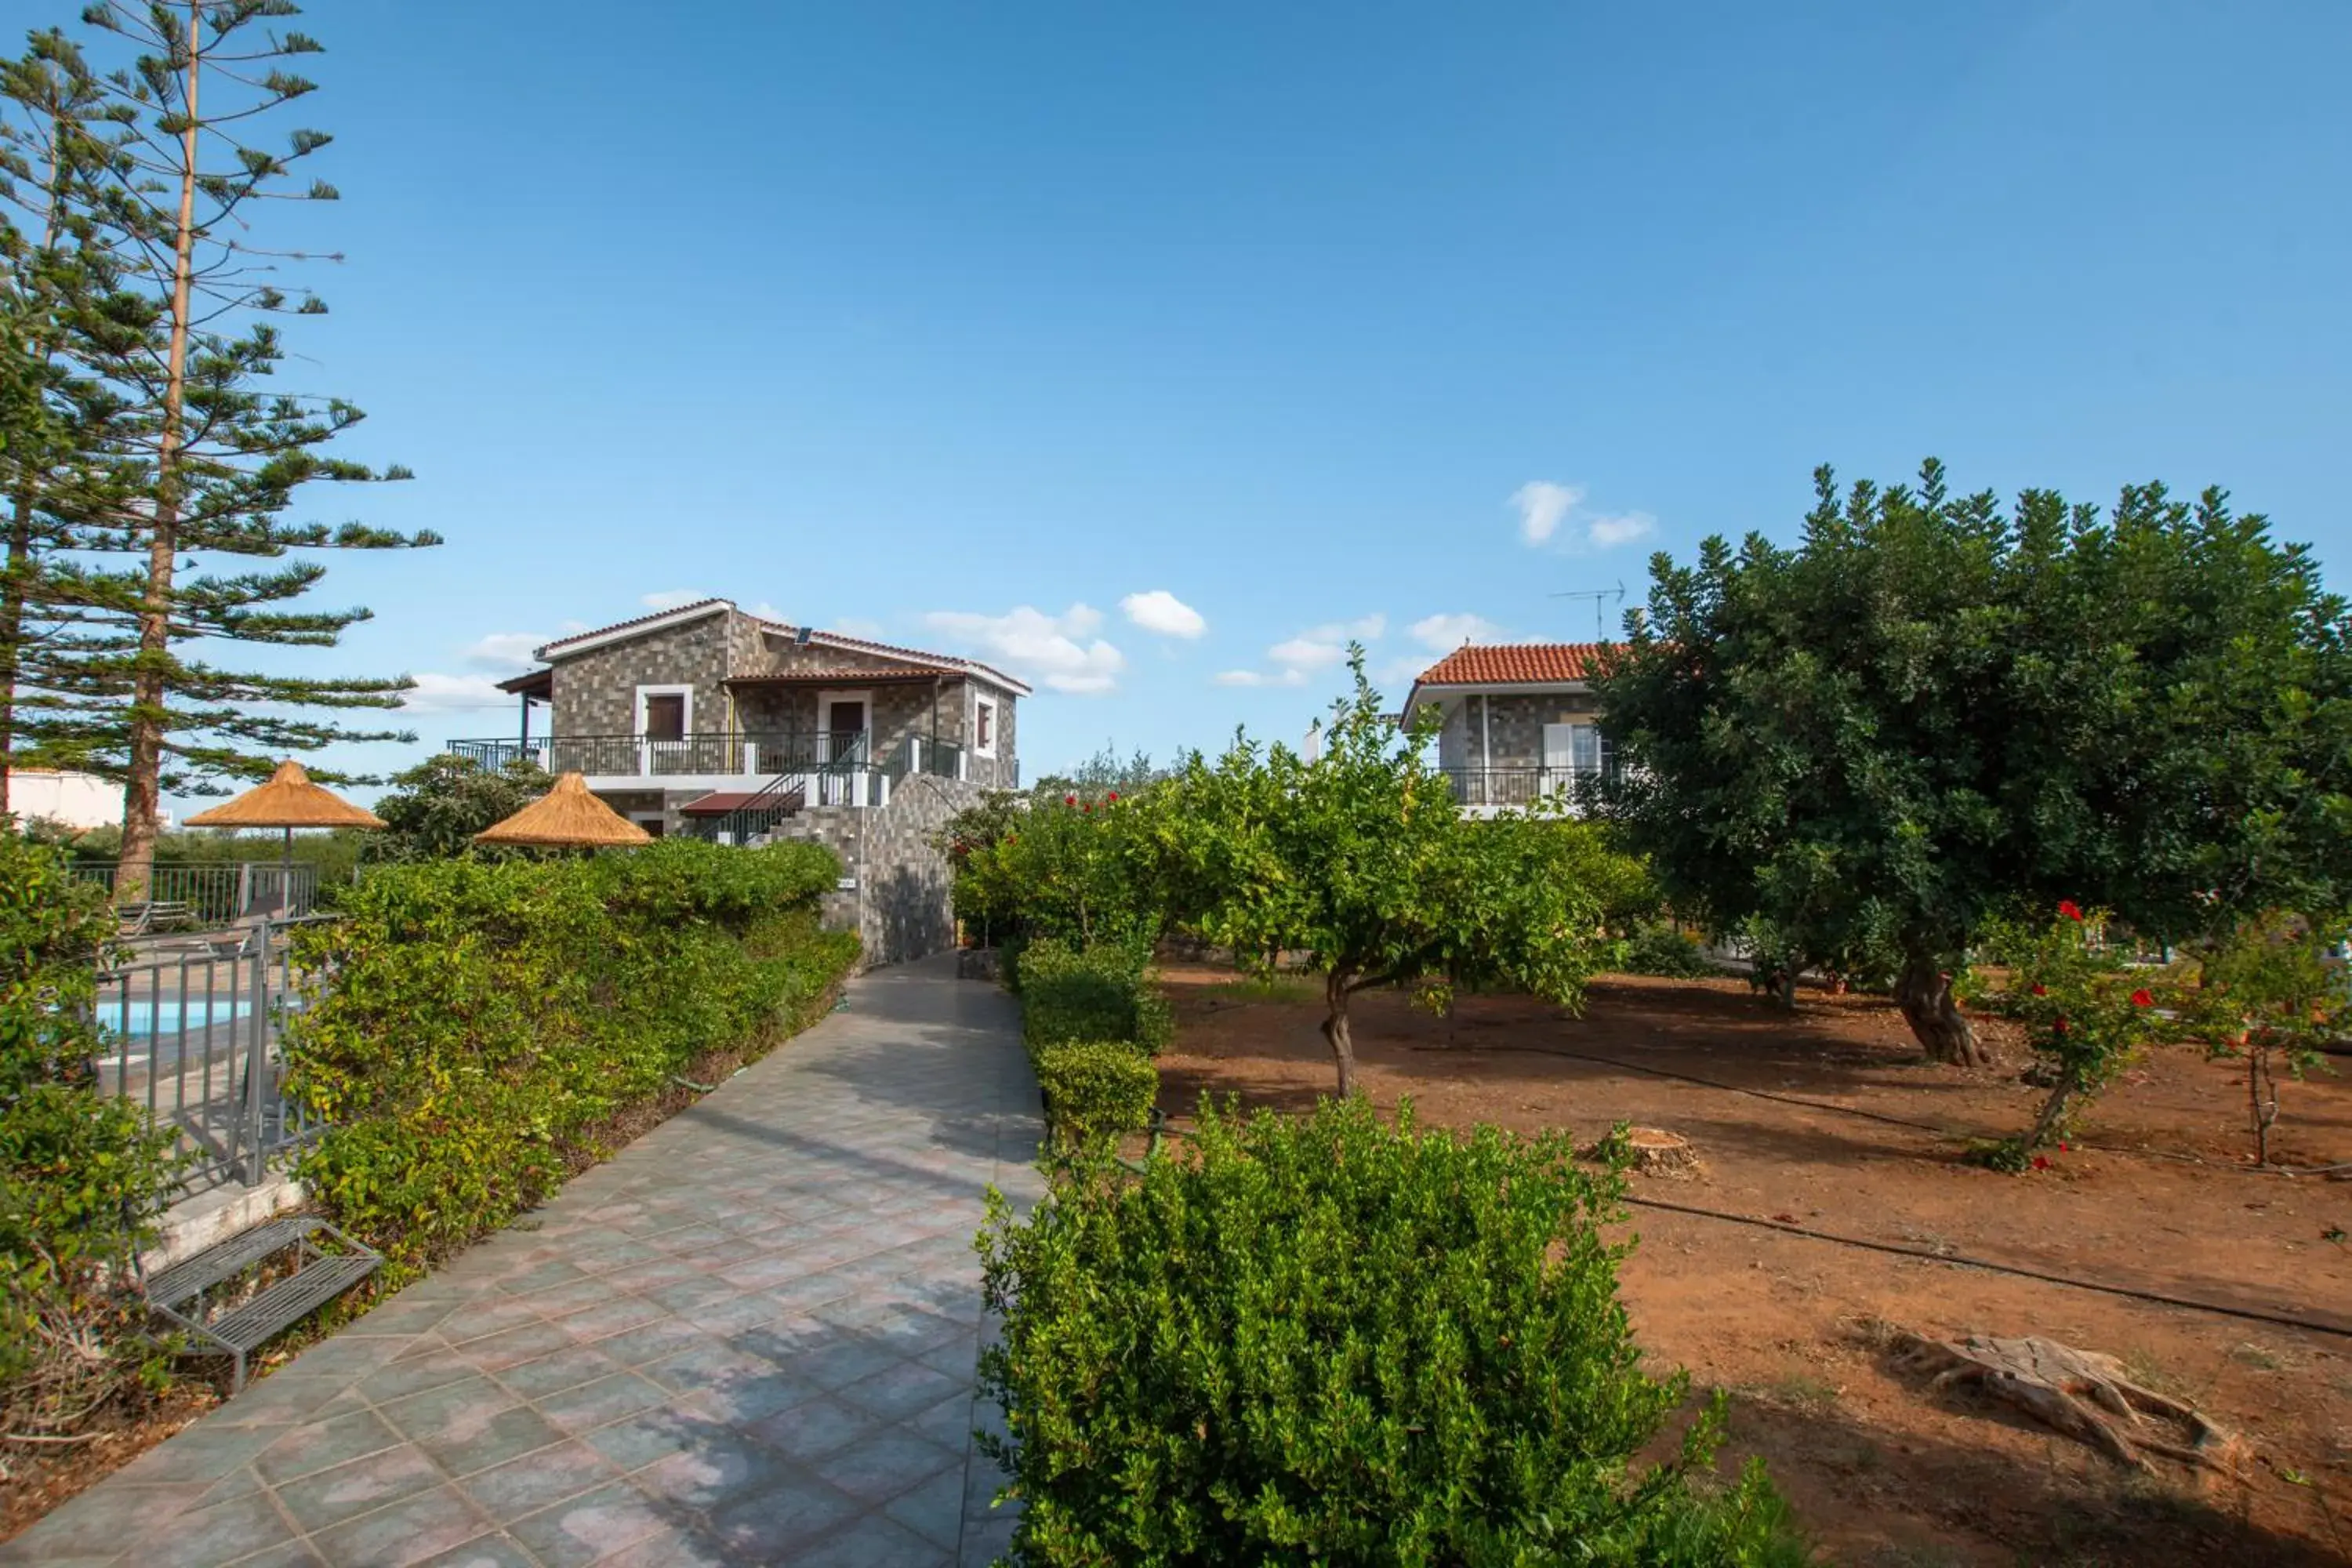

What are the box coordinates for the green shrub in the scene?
[1032,1041,1158,1152]
[0,829,179,1426]
[1620,923,1716,979]
[977,1098,1806,1566]
[285,839,855,1273]
[1018,938,1163,1054]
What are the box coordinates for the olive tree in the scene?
[1152,652,1620,1097]
[1595,461,2352,1065]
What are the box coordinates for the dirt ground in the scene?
[1152,965,2352,1567]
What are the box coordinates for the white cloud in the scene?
[924,604,1126,695]
[1408,612,1504,652]
[1584,510,1656,549]
[1512,481,1658,552]
[463,632,546,671]
[1216,615,1384,689]
[831,615,887,637]
[1120,590,1207,640]
[1511,481,1583,546]
[397,673,514,714]
[641,589,714,612]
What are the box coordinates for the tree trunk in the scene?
[1895,951,1987,1066]
[116,4,204,906]
[1321,969,1360,1098]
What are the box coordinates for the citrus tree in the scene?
[2192,912,2348,1168]
[1149,651,1620,1097]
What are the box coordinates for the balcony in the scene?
[1439,765,1607,814]
[445,730,969,808]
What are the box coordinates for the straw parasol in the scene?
[474,771,652,849]
[184,758,387,909]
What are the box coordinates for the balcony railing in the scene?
[446,729,877,779]
[1439,765,1610,810]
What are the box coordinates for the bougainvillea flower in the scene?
[2030,983,2047,996]
[2053,1016,2068,1035]
[1064,794,1077,808]
[2031,1155,2051,1171]
[2057,1142,2069,1152]
[2058,900,2083,921]
[2130,988,2154,1007]
[1107,791,1119,803]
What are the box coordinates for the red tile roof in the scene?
[1410,642,1614,688]
[537,598,729,655]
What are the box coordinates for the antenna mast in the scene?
[1548,581,1627,641]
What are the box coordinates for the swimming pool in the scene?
[107,1000,255,1036]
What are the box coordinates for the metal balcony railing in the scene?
[446,729,872,779]
[1439,765,1611,809]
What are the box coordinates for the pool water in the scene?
[110,1000,255,1036]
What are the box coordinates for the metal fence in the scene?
[73,861,317,926]
[91,915,337,1194]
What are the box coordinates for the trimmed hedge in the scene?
[1018,938,1171,1055]
[285,839,858,1274]
[1015,939,1167,1149]
[1031,1042,1159,1152]
[977,1098,1805,1566]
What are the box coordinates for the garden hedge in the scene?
[1014,938,1167,1149]
[285,839,857,1273]
[976,1098,1805,1566]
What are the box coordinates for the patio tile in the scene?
[638,1276,739,1314]
[458,1439,624,1523]
[412,1534,539,1568]
[807,1425,964,1505]
[793,1513,957,1568]
[678,1290,783,1337]
[538,1370,672,1435]
[554,1294,670,1345]
[274,1441,445,1533]
[198,1376,359,1431]
[107,1423,281,1486]
[506,1482,673,1568]
[252,1406,405,1485]
[883,1463,969,1548]
[959,1512,1020,1568]
[417,1401,568,1478]
[628,1435,800,1514]
[354,1345,485,1405]
[378,1375,517,1449]
[487,1342,625,1401]
[128,1490,294,1568]
[434,1298,546,1346]
[703,1470,862,1562]
[456,1319,576,1373]
[309,1483,492,1568]
[270,1333,411,1383]
[586,1316,709,1369]
[496,1258,591,1293]
[744,1392,891,1464]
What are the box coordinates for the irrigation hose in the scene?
[1617,1192,2352,1341]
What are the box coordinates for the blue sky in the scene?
[153,0,2352,796]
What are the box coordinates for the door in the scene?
[644,693,686,741]
[825,701,866,763]
[1541,723,1577,800]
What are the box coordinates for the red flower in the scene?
[2058,900,2083,921]
[2130,988,2154,1007]
[2030,983,2046,996]
[1064,794,1077,808]
[2057,1142,2069,1152]
[1082,803,1093,814]
[2031,1155,2051,1171]
[2053,1016,2068,1035]
[1106,791,1119,803]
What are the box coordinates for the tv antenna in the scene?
[1548,581,1625,641]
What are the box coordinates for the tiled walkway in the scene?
[7,953,1043,1568]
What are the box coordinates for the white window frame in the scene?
[972,692,998,759]
[819,688,874,764]
[633,683,694,739]
[633,684,694,776]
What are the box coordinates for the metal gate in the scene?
[92,915,336,1195]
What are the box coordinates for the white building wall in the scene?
[12,770,122,832]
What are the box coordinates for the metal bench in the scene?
[144,1216,381,1392]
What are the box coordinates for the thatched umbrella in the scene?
[474,771,652,849]
[184,758,387,913]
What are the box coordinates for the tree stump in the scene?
[1892,1330,2244,1473]
[1602,1127,1702,1180]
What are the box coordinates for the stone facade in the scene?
[539,604,1022,783]
[1435,691,1599,769]
[768,774,982,967]
[547,610,735,738]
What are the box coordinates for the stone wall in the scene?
[1439,691,1599,768]
[547,612,735,736]
[769,773,981,967]
[967,678,1018,789]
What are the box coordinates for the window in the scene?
[1542,722,1612,776]
[974,695,996,757]
[635,685,692,741]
